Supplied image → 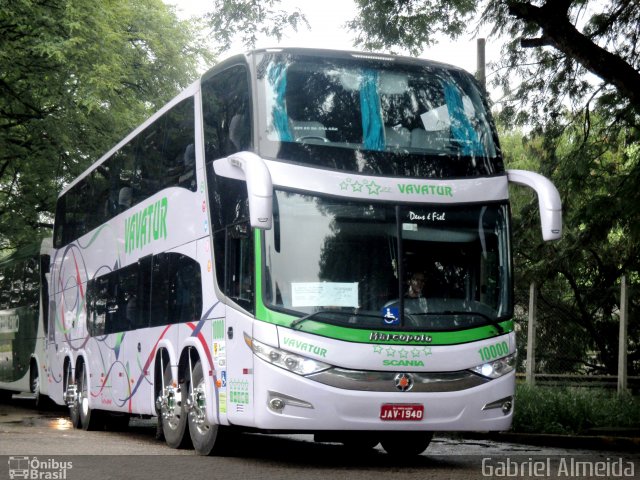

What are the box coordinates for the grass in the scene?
[513,384,640,435]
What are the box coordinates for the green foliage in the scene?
[0,0,212,251]
[205,0,309,54]
[346,0,476,55]
[503,114,640,375]
[514,384,640,435]
[488,0,640,128]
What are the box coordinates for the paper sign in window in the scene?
[291,282,359,307]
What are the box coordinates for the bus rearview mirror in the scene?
[507,169,562,241]
[213,152,273,230]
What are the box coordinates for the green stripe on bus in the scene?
[256,308,512,345]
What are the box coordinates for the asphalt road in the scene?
[2,395,638,480]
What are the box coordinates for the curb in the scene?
[461,431,640,453]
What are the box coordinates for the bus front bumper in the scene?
[247,360,515,432]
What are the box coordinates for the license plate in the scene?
[380,404,424,421]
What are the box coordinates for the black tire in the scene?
[341,432,380,452]
[161,361,191,449]
[68,363,81,429]
[77,362,104,431]
[188,360,230,456]
[380,432,433,456]
[31,363,48,410]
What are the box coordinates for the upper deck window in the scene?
[256,53,502,178]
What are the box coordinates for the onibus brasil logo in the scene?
[8,456,72,479]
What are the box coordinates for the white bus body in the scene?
[46,49,561,455]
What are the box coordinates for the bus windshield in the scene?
[263,190,512,331]
[256,52,502,177]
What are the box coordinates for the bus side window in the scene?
[150,254,170,327]
[117,264,139,332]
[201,64,251,162]
[0,268,9,309]
[53,97,195,250]
[208,166,252,311]
[225,222,254,313]
[149,252,202,326]
[163,98,196,191]
[137,256,152,329]
[170,254,203,323]
[87,275,109,336]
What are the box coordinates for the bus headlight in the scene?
[470,353,516,379]
[245,334,331,376]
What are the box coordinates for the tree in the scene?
[505,119,640,375]
[347,1,640,124]
[0,0,211,252]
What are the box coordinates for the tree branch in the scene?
[520,36,552,48]
[506,0,640,111]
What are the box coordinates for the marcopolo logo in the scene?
[369,332,432,343]
[8,456,73,479]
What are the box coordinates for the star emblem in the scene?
[351,181,363,192]
[366,180,381,195]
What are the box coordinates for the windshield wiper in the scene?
[409,310,504,335]
[290,311,325,330]
[290,310,382,329]
[441,310,504,335]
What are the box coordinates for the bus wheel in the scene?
[380,432,433,456]
[187,360,227,456]
[30,364,44,410]
[67,363,81,429]
[160,362,191,449]
[77,362,104,431]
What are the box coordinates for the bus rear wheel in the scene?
[188,360,229,456]
[160,362,191,449]
[67,363,81,429]
[380,432,433,456]
[77,362,104,431]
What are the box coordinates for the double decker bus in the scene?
[0,238,51,407]
[47,48,561,456]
